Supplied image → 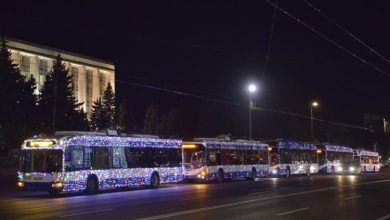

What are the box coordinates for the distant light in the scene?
[316,149,322,154]
[268,147,273,152]
[312,101,319,107]
[248,84,257,93]
[183,144,197,149]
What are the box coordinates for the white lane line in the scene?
[136,179,390,220]
[248,190,275,196]
[377,214,390,220]
[14,206,51,212]
[60,209,114,218]
[344,195,362,200]
[276,207,310,216]
[182,196,210,201]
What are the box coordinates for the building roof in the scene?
[4,36,115,71]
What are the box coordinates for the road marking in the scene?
[276,207,310,216]
[60,209,114,218]
[136,179,390,220]
[182,196,210,201]
[377,214,390,220]
[15,206,51,212]
[344,195,361,200]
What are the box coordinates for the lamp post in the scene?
[310,101,319,141]
[248,84,257,139]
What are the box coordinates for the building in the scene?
[5,37,115,114]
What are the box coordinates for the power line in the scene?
[263,0,390,78]
[303,0,390,64]
[115,79,376,132]
[262,0,278,78]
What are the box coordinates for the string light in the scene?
[277,140,316,150]
[324,144,353,153]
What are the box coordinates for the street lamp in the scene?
[248,83,257,139]
[310,101,319,141]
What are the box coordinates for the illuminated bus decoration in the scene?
[183,138,269,182]
[354,149,380,172]
[268,139,318,177]
[18,134,183,194]
[317,144,355,174]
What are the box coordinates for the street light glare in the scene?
[248,84,257,93]
[312,101,319,107]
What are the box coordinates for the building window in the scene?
[99,73,106,97]
[20,55,30,77]
[38,59,48,75]
[71,66,79,97]
[86,70,93,112]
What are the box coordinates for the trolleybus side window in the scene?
[111,147,127,169]
[92,147,110,170]
[207,149,221,166]
[126,148,145,168]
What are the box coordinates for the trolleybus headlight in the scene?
[17,182,24,187]
[310,166,315,171]
[52,182,63,188]
[349,167,355,172]
[337,167,343,172]
[272,170,277,174]
[200,171,206,176]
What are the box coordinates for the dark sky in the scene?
[1,0,390,139]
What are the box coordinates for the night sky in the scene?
[1,0,390,140]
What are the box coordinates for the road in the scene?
[1,172,390,220]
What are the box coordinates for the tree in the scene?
[158,108,179,136]
[38,53,88,134]
[117,99,128,132]
[0,37,38,151]
[143,102,159,134]
[89,98,105,131]
[102,82,115,129]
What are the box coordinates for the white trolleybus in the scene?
[183,138,269,182]
[317,144,358,174]
[268,139,318,177]
[354,149,380,172]
[17,131,183,194]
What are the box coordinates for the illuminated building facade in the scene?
[5,37,115,114]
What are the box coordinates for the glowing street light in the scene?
[247,83,257,139]
[310,101,319,141]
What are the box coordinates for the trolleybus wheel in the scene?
[250,168,257,180]
[86,176,98,194]
[150,172,160,188]
[286,167,291,178]
[217,169,224,183]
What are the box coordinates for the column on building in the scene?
[78,66,87,113]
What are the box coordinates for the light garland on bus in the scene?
[324,144,353,153]
[277,140,316,150]
[203,141,269,150]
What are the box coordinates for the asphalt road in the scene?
[1,172,390,220]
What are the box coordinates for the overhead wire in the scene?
[263,0,390,78]
[303,0,390,64]
[115,78,376,132]
[262,0,278,78]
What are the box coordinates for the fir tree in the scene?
[89,98,105,131]
[0,37,37,150]
[38,53,88,134]
[143,102,159,134]
[159,108,178,135]
[102,82,115,129]
[117,99,128,132]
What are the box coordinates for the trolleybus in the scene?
[268,139,318,177]
[17,131,183,194]
[317,144,356,174]
[183,138,269,182]
[354,149,380,172]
